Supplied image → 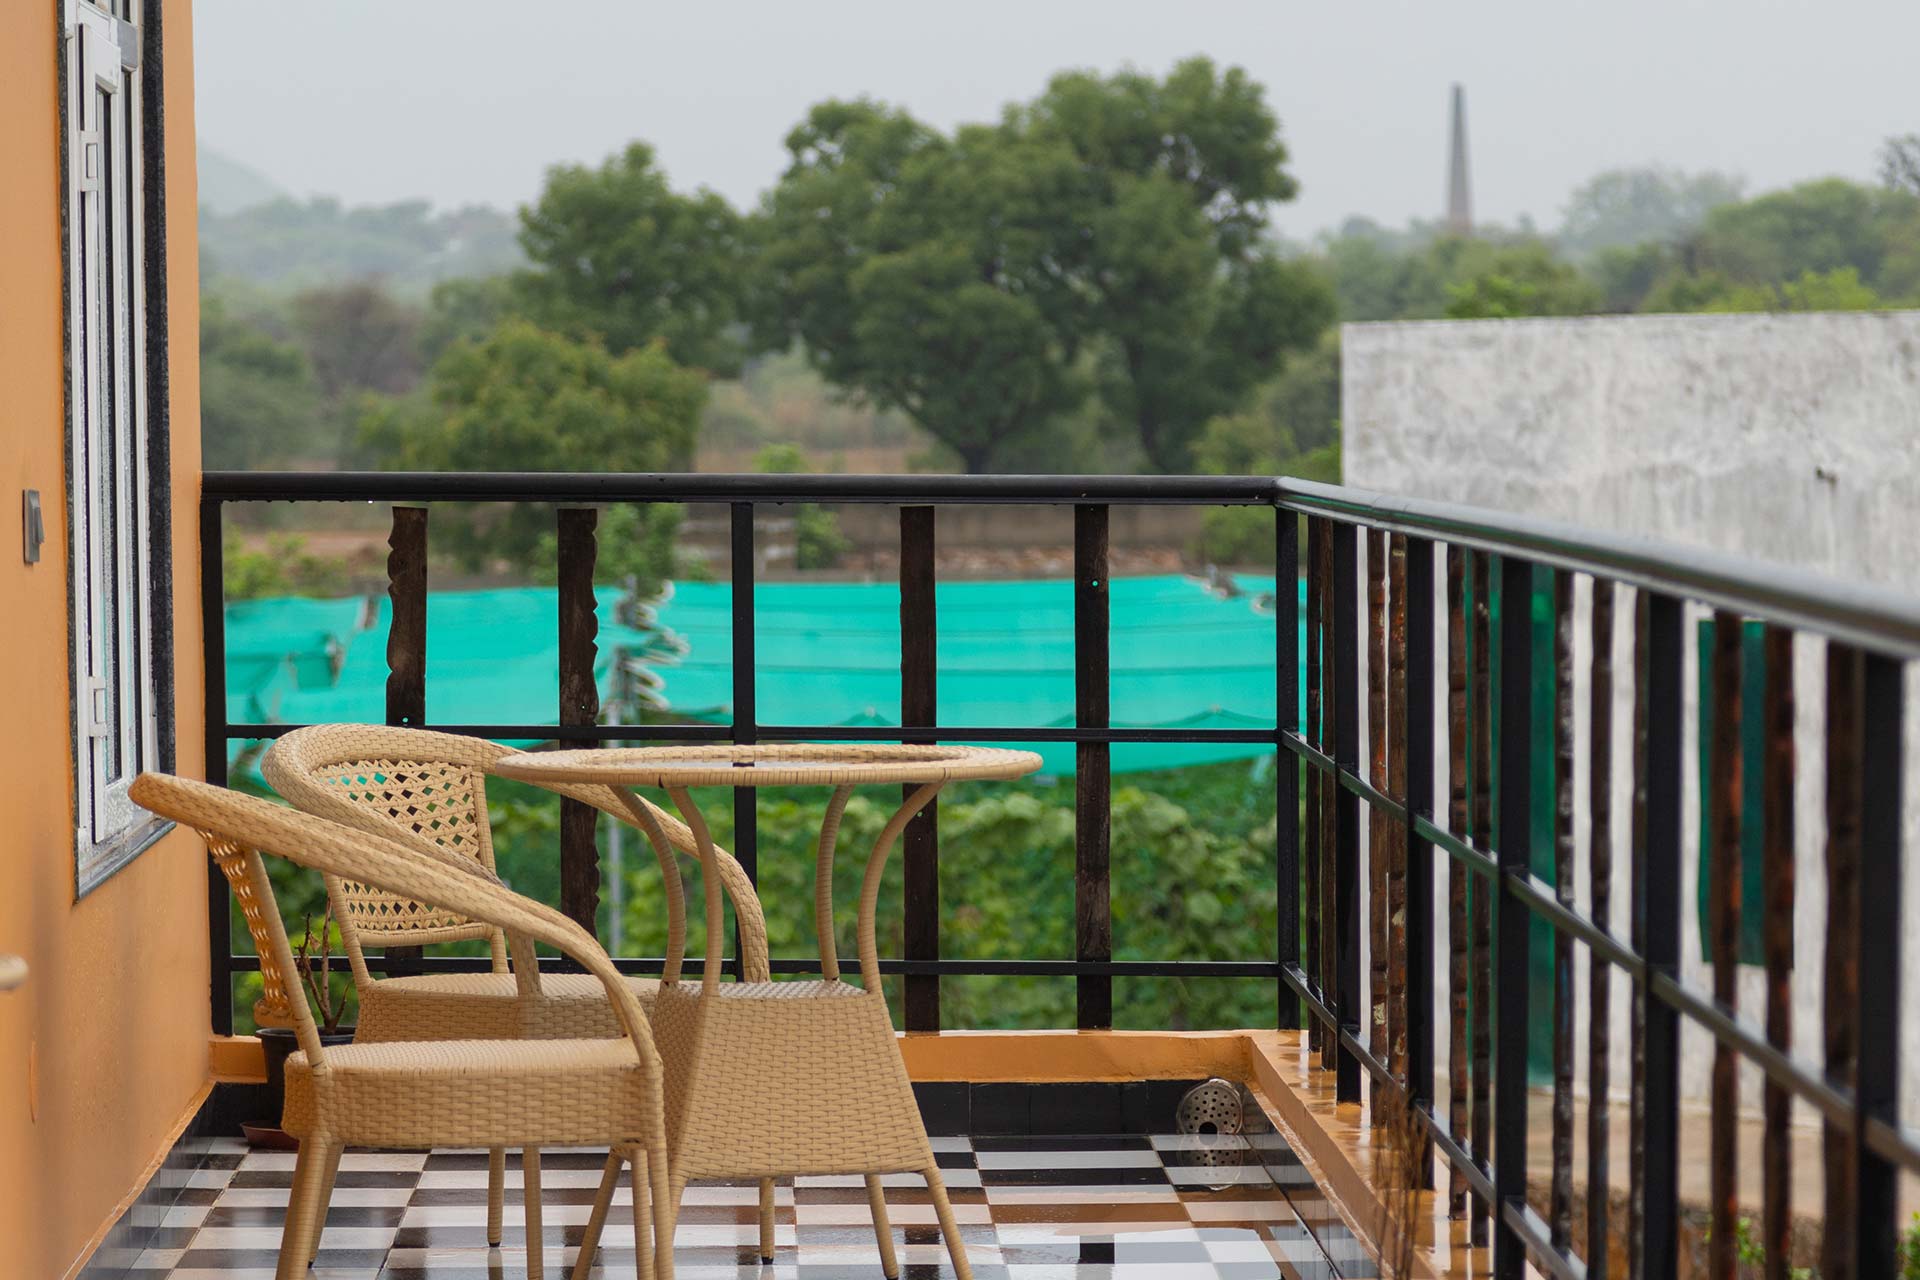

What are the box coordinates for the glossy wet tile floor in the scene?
[130,1133,1377,1279]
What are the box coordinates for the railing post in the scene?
[1075,504,1113,1030]
[1853,651,1903,1278]
[900,506,940,1031]
[385,506,428,978]
[730,502,757,982]
[200,497,233,1036]
[1332,521,1363,1102]
[1276,507,1301,1030]
[557,507,601,936]
[1493,554,1534,1280]
[1404,535,1436,1186]
[1640,592,1685,1280]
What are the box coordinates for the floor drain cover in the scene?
[1175,1078,1246,1173]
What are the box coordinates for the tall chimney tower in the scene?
[1446,83,1472,236]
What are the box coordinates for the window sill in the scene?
[76,815,175,900]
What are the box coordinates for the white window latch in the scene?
[82,676,110,739]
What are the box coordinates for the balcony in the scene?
[70,470,1920,1279]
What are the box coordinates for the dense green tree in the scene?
[199,294,322,469]
[754,102,1090,473]
[517,143,749,373]
[1557,167,1744,257]
[1016,58,1331,471]
[1444,242,1603,318]
[1687,178,1903,286]
[756,60,1332,473]
[360,320,704,571]
[418,275,519,366]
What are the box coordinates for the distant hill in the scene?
[197,144,288,215]
[195,154,525,297]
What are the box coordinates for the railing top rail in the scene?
[200,470,1282,506]
[203,469,1920,656]
[1279,477,1920,658]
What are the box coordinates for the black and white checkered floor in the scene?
[129,1134,1378,1279]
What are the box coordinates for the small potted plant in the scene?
[248,909,355,1147]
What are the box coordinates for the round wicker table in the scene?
[493,743,1040,1280]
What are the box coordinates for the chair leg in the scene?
[656,1168,687,1280]
[571,1150,624,1280]
[487,1146,507,1247]
[275,1138,335,1280]
[865,1174,899,1280]
[307,1143,344,1264]
[524,1147,545,1280]
[631,1148,655,1280]
[925,1165,973,1280]
[758,1177,777,1264]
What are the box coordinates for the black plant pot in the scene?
[256,1025,356,1118]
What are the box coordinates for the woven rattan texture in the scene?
[494,743,1044,789]
[651,983,927,1177]
[129,771,672,1280]
[354,972,664,1043]
[207,835,297,1029]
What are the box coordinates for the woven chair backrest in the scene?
[128,771,657,1069]
[263,725,510,950]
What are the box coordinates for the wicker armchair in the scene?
[130,772,674,1280]
[261,723,778,1260]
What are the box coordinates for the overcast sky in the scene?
[193,1,1916,238]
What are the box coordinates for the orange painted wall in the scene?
[0,1,209,1275]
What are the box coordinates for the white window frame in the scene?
[65,0,167,892]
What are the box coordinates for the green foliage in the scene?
[360,320,705,572]
[289,283,426,461]
[1444,244,1603,319]
[222,533,352,600]
[1899,1211,1920,1280]
[1688,178,1914,287]
[755,59,1331,473]
[418,275,519,367]
[1557,166,1744,257]
[199,293,322,469]
[517,143,749,373]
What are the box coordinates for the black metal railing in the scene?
[200,470,1920,1280]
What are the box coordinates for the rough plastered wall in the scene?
[1342,311,1920,1127]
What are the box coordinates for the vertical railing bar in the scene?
[1368,530,1390,1120]
[729,502,758,983]
[1640,592,1685,1280]
[1588,578,1616,1280]
[1627,589,1650,1280]
[200,497,233,1036]
[1760,625,1794,1280]
[1321,522,1341,1070]
[1074,504,1113,1030]
[1332,521,1364,1103]
[1852,650,1902,1278]
[557,507,601,936]
[1277,508,1301,1030]
[1387,535,1411,1097]
[1492,554,1536,1280]
[1820,642,1862,1280]
[1306,516,1325,1050]
[1404,534,1436,1189]
[1550,569,1576,1254]
[384,506,428,978]
[1707,609,1744,1280]
[1470,549,1495,1243]
[1446,544,1469,1217]
[900,505,940,1032]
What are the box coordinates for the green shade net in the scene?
[225,575,1301,778]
